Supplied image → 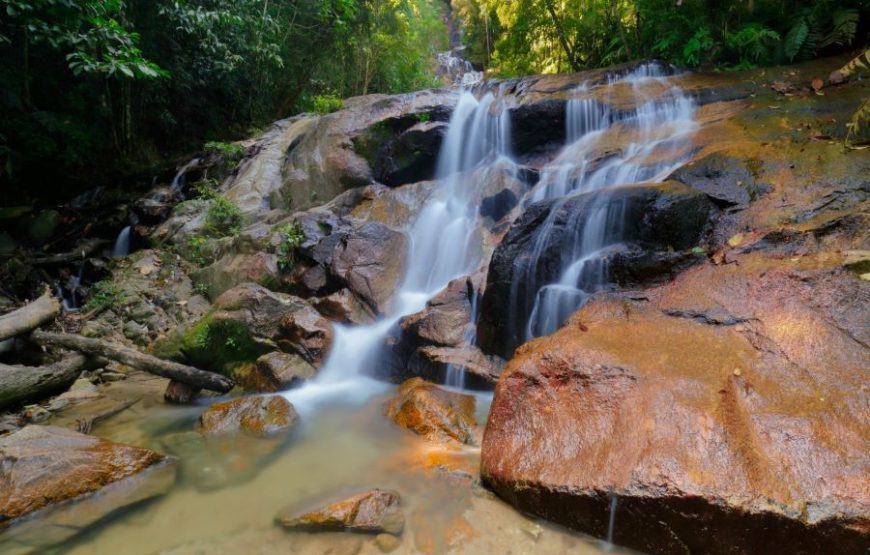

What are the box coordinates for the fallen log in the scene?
[30,330,234,393]
[31,238,109,265]
[0,354,87,411]
[0,290,61,342]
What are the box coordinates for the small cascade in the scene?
[436,48,483,87]
[606,492,619,548]
[56,263,84,312]
[287,90,511,411]
[112,226,131,258]
[511,63,699,343]
[170,158,200,194]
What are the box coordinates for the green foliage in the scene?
[204,195,242,237]
[309,94,344,115]
[0,0,449,205]
[204,140,246,160]
[192,282,209,297]
[187,235,209,266]
[85,279,122,311]
[275,221,305,271]
[454,0,868,74]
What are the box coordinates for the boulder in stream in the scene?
[481,253,870,555]
[0,425,177,553]
[200,395,298,437]
[276,489,404,535]
[385,378,477,445]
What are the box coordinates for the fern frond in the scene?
[785,20,809,61]
[819,9,859,48]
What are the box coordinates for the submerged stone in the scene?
[0,426,176,553]
[276,489,404,535]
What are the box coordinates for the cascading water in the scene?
[513,63,699,343]
[113,226,131,258]
[286,90,511,412]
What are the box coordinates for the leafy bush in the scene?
[275,222,305,271]
[310,94,344,115]
[204,195,242,237]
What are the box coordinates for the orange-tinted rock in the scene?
[276,489,404,534]
[200,395,297,437]
[0,426,176,550]
[385,378,476,445]
[481,252,870,555]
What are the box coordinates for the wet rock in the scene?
[280,89,456,211]
[153,283,332,377]
[409,345,504,388]
[329,222,408,315]
[0,426,176,551]
[671,152,772,208]
[200,395,298,437]
[385,378,477,445]
[357,120,448,187]
[164,380,200,404]
[251,351,316,392]
[314,288,375,325]
[393,275,503,388]
[192,251,281,300]
[479,181,714,357]
[481,253,870,555]
[276,489,404,535]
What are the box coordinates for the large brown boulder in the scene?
[0,426,177,552]
[200,395,298,437]
[276,489,404,535]
[322,222,408,315]
[481,253,870,555]
[385,378,477,445]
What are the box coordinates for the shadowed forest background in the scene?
[1,0,866,203]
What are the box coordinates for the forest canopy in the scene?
[0,0,866,201]
[0,0,447,197]
[453,0,869,75]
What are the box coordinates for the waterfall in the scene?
[113,226,131,258]
[511,63,699,343]
[170,158,200,193]
[286,91,511,411]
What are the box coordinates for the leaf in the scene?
[811,78,824,92]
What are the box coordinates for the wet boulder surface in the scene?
[276,488,404,535]
[480,61,870,555]
[0,426,177,553]
[385,378,477,445]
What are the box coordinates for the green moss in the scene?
[152,315,270,376]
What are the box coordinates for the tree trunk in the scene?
[544,0,582,71]
[29,330,234,393]
[0,354,87,411]
[0,290,60,342]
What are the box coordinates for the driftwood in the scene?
[30,330,234,393]
[0,290,61,342]
[31,238,109,265]
[0,354,87,410]
[77,398,139,433]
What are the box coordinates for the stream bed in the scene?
[51,375,632,555]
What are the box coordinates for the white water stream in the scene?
[515,63,699,341]
[285,91,511,413]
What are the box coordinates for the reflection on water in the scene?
[51,379,630,555]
